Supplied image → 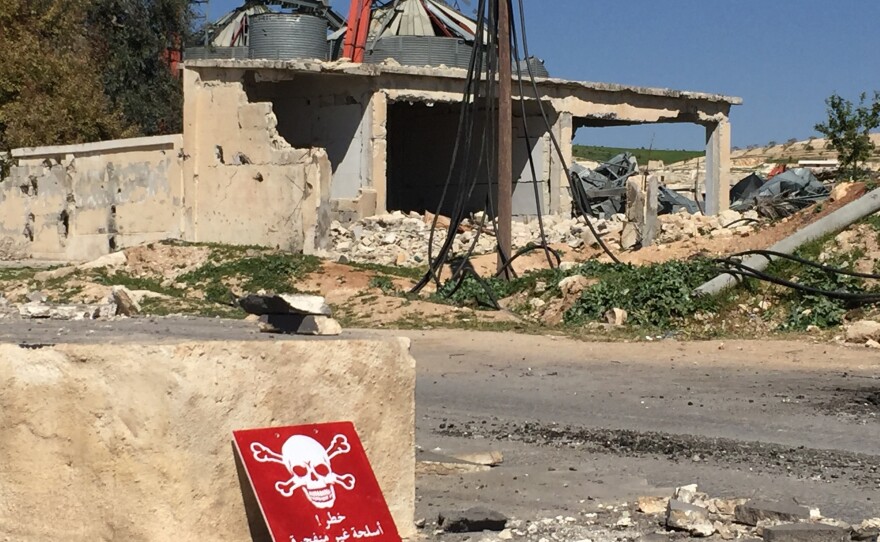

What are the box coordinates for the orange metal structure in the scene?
[342,0,373,62]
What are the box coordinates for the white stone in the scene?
[845,320,880,343]
[605,308,628,326]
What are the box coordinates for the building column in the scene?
[704,119,731,215]
[180,67,201,241]
[549,112,573,215]
[368,91,388,215]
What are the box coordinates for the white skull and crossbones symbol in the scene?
[251,434,356,509]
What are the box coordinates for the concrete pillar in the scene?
[704,119,731,215]
[180,67,201,241]
[368,91,388,215]
[549,112,573,215]
[644,175,659,246]
[621,178,646,250]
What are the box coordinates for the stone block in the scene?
[666,500,714,537]
[259,314,343,336]
[239,293,331,316]
[735,500,811,526]
[762,523,848,542]
[0,338,416,541]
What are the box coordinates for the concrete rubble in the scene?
[422,484,880,542]
[327,209,759,267]
[239,292,342,336]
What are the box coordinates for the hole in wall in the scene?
[59,210,70,238]
[23,213,35,242]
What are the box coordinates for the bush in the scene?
[564,259,719,328]
[815,91,880,179]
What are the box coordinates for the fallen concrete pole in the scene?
[694,187,880,297]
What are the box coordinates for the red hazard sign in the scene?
[233,422,402,542]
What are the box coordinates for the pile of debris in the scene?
[0,285,146,321]
[571,153,831,222]
[423,484,880,541]
[328,208,760,266]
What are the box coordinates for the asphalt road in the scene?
[386,329,880,524]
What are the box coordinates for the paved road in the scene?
[383,329,880,523]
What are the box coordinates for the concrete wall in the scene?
[182,68,333,254]
[0,136,183,261]
[0,337,417,541]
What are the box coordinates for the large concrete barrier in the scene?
[0,338,415,541]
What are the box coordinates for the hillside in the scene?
[572,144,704,165]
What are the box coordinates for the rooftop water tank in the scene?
[248,13,329,61]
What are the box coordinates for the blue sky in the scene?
[203,0,880,150]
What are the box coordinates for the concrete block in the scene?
[259,314,343,336]
[239,293,331,316]
[762,523,848,542]
[0,338,416,541]
[735,500,811,526]
[666,499,714,537]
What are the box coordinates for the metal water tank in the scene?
[184,46,250,60]
[364,36,475,70]
[248,13,329,61]
[514,57,550,78]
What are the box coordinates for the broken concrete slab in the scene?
[439,507,507,533]
[735,500,811,526]
[18,303,114,321]
[666,500,715,537]
[449,450,503,466]
[112,285,141,316]
[416,451,491,475]
[637,495,670,515]
[258,314,342,336]
[845,320,880,343]
[239,293,331,316]
[762,523,848,542]
[855,518,880,541]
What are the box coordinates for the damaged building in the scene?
[0,0,741,262]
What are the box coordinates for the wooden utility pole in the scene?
[496,0,513,278]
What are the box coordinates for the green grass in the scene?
[347,262,427,280]
[178,251,320,304]
[572,145,704,165]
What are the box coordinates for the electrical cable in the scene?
[714,259,880,305]
[512,0,620,264]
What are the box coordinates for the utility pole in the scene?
[496,0,513,278]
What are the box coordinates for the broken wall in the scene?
[183,67,334,253]
[0,136,183,261]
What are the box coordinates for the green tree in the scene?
[88,0,195,135]
[815,91,880,178]
[0,0,130,151]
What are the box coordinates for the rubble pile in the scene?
[424,484,880,542]
[329,209,760,266]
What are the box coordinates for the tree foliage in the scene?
[88,0,194,135]
[0,0,194,155]
[0,0,131,150]
[815,91,880,178]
